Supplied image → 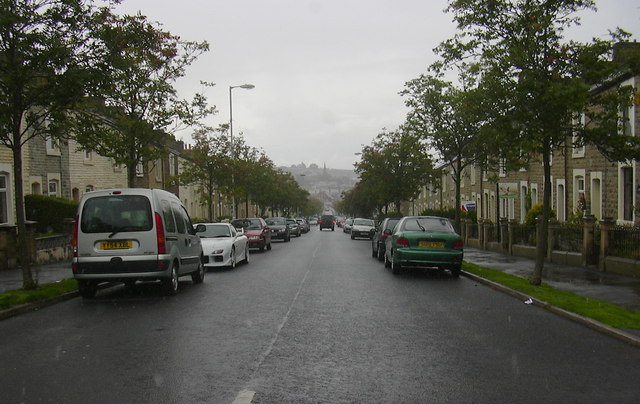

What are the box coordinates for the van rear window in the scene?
[81,195,152,233]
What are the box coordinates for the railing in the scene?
[554,223,583,253]
[510,224,537,247]
[462,216,640,275]
[608,226,640,260]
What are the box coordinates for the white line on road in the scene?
[232,390,255,404]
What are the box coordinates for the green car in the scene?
[384,216,463,277]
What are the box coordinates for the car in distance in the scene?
[295,218,310,233]
[384,216,463,277]
[72,188,204,298]
[371,217,402,260]
[197,222,249,269]
[319,214,336,231]
[232,218,272,252]
[342,218,353,233]
[350,218,375,240]
[287,218,302,237]
[265,217,291,241]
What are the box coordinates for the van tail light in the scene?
[72,215,79,257]
[453,240,464,250]
[396,237,410,248]
[155,212,166,254]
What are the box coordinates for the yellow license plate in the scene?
[419,241,444,249]
[100,240,133,250]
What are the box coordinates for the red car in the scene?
[231,218,272,252]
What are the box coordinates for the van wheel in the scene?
[391,255,402,275]
[162,263,179,295]
[78,280,97,299]
[191,259,204,284]
[384,253,391,269]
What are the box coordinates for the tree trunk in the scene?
[532,144,552,285]
[12,138,35,289]
[454,160,462,232]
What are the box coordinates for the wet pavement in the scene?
[464,247,640,312]
[2,249,640,314]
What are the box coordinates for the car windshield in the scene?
[198,224,231,238]
[286,220,297,225]
[402,217,454,233]
[266,218,286,225]
[353,219,374,226]
[81,195,152,234]
[232,219,262,230]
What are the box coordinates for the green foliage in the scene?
[525,203,556,226]
[352,127,434,214]
[0,279,78,310]
[72,10,214,186]
[25,194,78,233]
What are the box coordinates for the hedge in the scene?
[25,194,78,234]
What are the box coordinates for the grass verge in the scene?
[463,262,640,330]
[0,279,78,310]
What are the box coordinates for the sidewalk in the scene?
[463,247,640,312]
[0,261,72,294]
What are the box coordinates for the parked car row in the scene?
[344,215,464,278]
[72,188,315,299]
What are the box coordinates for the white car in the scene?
[196,223,249,269]
[350,218,375,240]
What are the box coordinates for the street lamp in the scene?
[229,83,255,219]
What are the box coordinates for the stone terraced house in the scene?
[409,71,639,227]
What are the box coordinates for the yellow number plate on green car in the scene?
[100,240,133,250]
[419,241,444,249]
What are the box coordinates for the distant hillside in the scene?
[280,164,358,209]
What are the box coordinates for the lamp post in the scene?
[229,83,255,219]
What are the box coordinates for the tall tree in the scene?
[438,0,639,285]
[178,126,230,221]
[0,0,108,288]
[73,10,213,186]
[355,127,434,213]
[403,73,498,231]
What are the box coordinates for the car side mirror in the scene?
[383,229,392,235]
[237,228,244,235]
[195,224,206,233]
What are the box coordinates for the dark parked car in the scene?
[232,218,272,252]
[319,214,336,231]
[265,217,291,242]
[287,218,302,237]
[371,217,402,260]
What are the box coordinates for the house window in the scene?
[136,162,144,177]
[46,137,60,156]
[470,166,476,185]
[621,167,634,222]
[499,158,506,177]
[620,77,635,138]
[572,113,585,158]
[48,180,59,197]
[556,180,565,222]
[83,150,93,164]
[169,154,176,176]
[155,159,162,182]
[0,174,8,224]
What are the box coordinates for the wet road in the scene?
[1,228,639,403]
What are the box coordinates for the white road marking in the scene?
[232,389,255,404]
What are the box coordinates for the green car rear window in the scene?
[81,195,152,233]
[403,218,454,233]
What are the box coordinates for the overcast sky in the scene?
[113,0,639,170]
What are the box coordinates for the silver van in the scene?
[72,188,204,298]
